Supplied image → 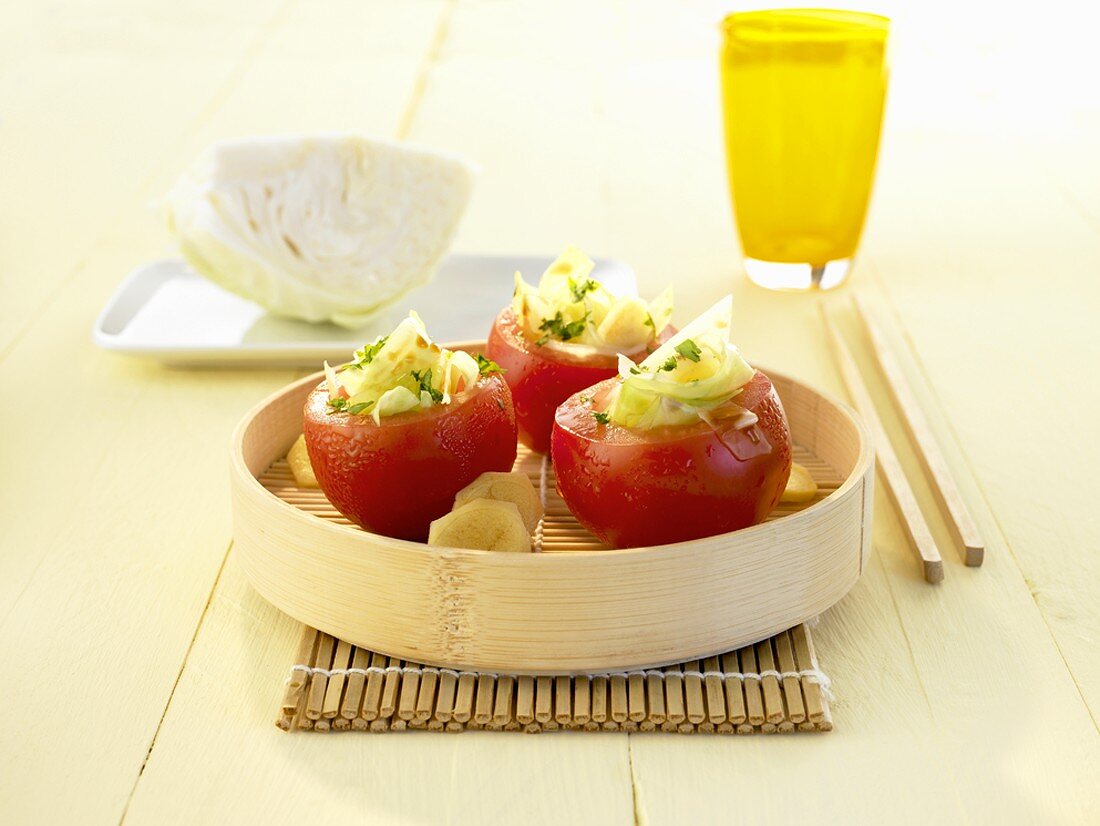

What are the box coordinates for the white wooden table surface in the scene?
[2,1,1099,823]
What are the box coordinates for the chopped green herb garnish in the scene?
[592,411,611,425]
[328,396,373,415]
[565,316,589,338]
[351,336,388,369]
[537,311,588,344]
[629,366,643,375]
[476,354,504,375]
[643,313,655,330]
[674,339,702,363]
[569,277,599,303]
[659,356,678,372]
[411,368,444,403]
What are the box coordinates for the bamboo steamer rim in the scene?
[230,340,873,558]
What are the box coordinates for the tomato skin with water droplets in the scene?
[550,371,792,549]
[303,374,517,541]
[486,307,670,453]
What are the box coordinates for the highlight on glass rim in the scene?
[9,1,1098,822]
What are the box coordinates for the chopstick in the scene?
[820,305,945,584]
[853,295,985,566]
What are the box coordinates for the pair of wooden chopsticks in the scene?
[821,297,984,584]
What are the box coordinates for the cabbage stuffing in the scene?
[325,311,491,424]
[165,135,473,328]
[511,246,673,357]
[603,296,756,428]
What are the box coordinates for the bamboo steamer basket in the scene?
[231,343,874,675]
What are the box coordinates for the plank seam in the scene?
[1022,138,1100,238]
[117,541,234,824]
[627,735,644,826]
[394,0,457,140]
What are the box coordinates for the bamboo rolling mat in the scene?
[277,622,832,734]
[266,443,840,734]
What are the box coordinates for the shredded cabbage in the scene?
[511,246,673,356]
[325,312,482,424]
[165,135,473,329]
[604,296,756,428]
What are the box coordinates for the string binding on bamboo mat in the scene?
[277,621,833,735]
[285,663,832,697]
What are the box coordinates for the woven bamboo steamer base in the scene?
[231,342,874,675]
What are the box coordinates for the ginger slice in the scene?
[453,471,543,533]
[780,462,817,504]
[428,499,532,553]
[287,434,319,489]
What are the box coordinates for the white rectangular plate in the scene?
[93,254,636,366]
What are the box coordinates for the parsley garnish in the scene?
[569,277,599,303]
[476,354,504,375]
[675,339,702,362]
[327,397,373,415]
[654,339,702,373]
[536,311,588,345]
[411,369,444,403]
[352,336,388,369]
[592,411,611,424]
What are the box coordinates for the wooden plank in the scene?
[0,2,458,823]
[124,558,634,824]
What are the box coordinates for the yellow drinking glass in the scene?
[720,9,889,290]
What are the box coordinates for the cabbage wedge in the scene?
[165,135,473,328]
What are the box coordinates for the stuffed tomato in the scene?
[488,307,657,454]
[551,297,791,548]
[486,245,673,453]
[304,312,517,541]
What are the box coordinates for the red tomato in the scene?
[303,374,518,541]
[551,371,792,548]
[486,307,670,453]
